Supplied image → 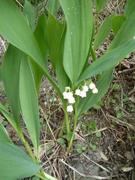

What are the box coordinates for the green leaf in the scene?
[0,142,40,180]
[112,15,126,34]
[47,14,65,67]
[0,124,11,143]
[78,70,113,115]
[47,0,60,16]
[59,0,93,83]
[32,177,40,180]
[95,0,109,12]
[46,14,69,91]
[0,0,61,97]
[111,11,135,48]
[19,58,40,151]
[0,103,18,132]
[24,0,37,31]
[79,39,135,82]
[125,0,135,17]
[2,46,21,126]
[0,0,44,69]
[33,15,49,92]
[30,60,43,92]
[34,15,48,59]
[94,15,112,50]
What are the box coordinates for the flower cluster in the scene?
[75,82,98,98]
[63,87,75,113]
[63,82,98,113]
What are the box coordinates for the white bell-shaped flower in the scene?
[89,82,96,90]
[79,90,86,98]
[63,91,73,100]
[63,92,69,99]
[75,89,81,96]
[68,96,75,104]
[67,92,74,98]
[92,88,98,94]
[82,85,89,92]
[67,105,73,112]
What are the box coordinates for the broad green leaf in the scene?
[19,58,40,150]
[78,70,113,115]
[94,16,112,50]
[0,124,11,143]
[24,0,37,31]
[32,15,49,92]
[47,0,60,16]
[59,0,93,83]
[95,0,109,12]
[111,11,135,48]
[0,0,44,69]
[47,14,65,67]
[30,60,43,92]
[34,15,48,59]
[0,142,40,180]
[2,46,21,126]
[125,0,135,17]
[0,103,18,132]
[112,15,126,34]
[79,39,135,82]
[46,14,69,91]
[0,0,61,97]
[23,5,48,93]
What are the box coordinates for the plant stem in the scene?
[58,118,65,137]
[67,104,78,153]
[37,170,58,180]
[18,130,37,161]
[19,131,56,180]
[64,108,70,135]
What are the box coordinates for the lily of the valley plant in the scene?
[0,0,135,179]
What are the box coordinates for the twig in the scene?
[40,106,57,141]
[59,159,114,180]
[107,114,135,131]
[15,0,23,8]
[84,127,107,137]
[82,153,110,173]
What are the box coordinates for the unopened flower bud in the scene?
[89,82,96,90]
[92,88,98,94]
